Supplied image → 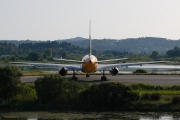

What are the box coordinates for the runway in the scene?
[21,74,180,86]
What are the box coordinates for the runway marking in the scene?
[170,78,180,79]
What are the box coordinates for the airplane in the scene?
[10,21,167,81]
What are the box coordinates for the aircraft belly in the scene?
[82,62,98,73]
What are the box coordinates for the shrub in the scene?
[79,83,139,110]
[34,74,82,104]
[141,93,161,101]
[141,93,151,100]
[172,96,180,104]
[35,75,68,104]
[150,93,161,101]
[0,66,22,100]
[133,69,147,74]
[0,66,36,105]
[14,84,37,102]
[154,86,163,90]
[170,85,180,91]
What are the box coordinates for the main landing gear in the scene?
[71,70,78,80]
[100,70,107,81]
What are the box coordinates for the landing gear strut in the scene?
[71,70,78,80]
[86,74,90,77]
[100,70,107,81]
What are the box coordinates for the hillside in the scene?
[60,37,180,54]
[1,37,180,54]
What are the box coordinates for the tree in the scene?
[35,75,69,104]
[166,47,180,57]
[150,51,159,59]
[44,48,52,57]
[62,51,68,58]
[28,52,42,61]
[10,56,16,61]
[0,66,22,100]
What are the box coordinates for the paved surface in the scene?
[21,75,180,86]
[21,76,42,83]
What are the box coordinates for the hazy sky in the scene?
[0,0,180,40]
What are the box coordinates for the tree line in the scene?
[63,37,180,54]
[0,41,180,62]
[0,41,88,62]
[0,41,128,62]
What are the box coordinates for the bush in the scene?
[0,66,22,100]
[141,93,151,100]
[150,93,161,101]
[170,85,180,91]
[141,93,161,101]
[35,75,68,104]
[34,74,82,105]
[133,69,147,74]
[172,96,180,104]
[0,66,36,105]
[12,84,37,103]
[79,83,139,110]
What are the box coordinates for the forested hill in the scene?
[59,37,180,54]
[1,37,180,54]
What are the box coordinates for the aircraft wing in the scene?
[97,61,168,70]
[9,62,81,71]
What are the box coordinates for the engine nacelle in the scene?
[109,67,119,76]
[59,67,68,76]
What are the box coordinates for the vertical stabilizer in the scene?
[89,20,92,57]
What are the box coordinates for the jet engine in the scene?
[59,67,68,76]
[109,67,119,76]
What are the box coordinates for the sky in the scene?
[0,0,180,40]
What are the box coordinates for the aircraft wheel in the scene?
[86,74,90,77]
[101,76,107,81]
[72,77,78,81]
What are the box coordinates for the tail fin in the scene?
[89,20,92,57]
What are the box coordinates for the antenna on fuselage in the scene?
[89,20,92,57]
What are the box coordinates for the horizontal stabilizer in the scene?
[97,58,128,63]
[53,58,83,63]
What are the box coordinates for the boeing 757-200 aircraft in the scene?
[10,21,167,81]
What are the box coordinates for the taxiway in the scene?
[21,75,180,86]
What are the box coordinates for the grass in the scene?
[129,83,180,111]
[138,90,180,95]
[0,112,107,120]
[22,70,57,76]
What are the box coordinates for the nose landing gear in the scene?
[86,74,90,77]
